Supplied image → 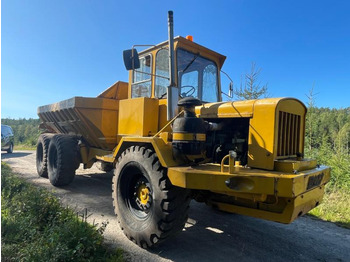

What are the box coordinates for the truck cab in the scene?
[128,36,225,103]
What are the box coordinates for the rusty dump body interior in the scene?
[38,36,330,224]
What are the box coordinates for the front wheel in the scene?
[7,143,13,153]
[112,146,191,248]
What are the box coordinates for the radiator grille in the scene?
[277,111,301,157]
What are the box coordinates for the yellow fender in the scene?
[96,136,184,168]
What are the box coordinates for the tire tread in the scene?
[48,134,78,186]
[112,146,191,248]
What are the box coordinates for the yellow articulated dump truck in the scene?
[36,11,330,248]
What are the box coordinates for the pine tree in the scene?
[234,62,269,100]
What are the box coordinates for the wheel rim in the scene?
[134,180,151,210]
[137,183,150,205]
[120,162,152,219]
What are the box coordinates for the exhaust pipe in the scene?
[167,10,178,120]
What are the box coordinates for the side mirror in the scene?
[123,49,140,70]
[220,70,234,99]
[228,82,233,98]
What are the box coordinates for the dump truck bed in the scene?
[38,96,119,150]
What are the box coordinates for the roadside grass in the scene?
[1,162,123,262]
[308,187,350,229]
[13,143,36,150]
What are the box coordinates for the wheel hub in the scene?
[134,180,152,211]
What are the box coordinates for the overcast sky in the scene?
[2,0,350,118]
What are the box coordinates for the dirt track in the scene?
[2,150,350,262]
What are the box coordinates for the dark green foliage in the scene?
[305,106,350,190]
[1,163,123,262]
[1,118,41,146]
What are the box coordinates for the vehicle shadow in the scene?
[43,169,348,262]
[1,152,32,159]
[150,203,347,262]
[49,171,116,215]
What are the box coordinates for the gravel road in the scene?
[2,150,349,262]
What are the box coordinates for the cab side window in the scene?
[155,49,169,98]
[131,54,152,98]
[202,64,218,102]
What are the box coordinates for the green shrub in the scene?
[309,188,350,228]
[1,163,123,262]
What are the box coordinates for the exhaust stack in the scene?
[167,10,178,120]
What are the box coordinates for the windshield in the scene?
[177,49,219,102]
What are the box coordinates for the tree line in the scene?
[305,104,350,190]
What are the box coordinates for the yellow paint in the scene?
[173,133,206,141]
[38,96,120,150]
[195,100,254,118]
[118,97,159,137]
[99,136,184,167]
[247,98,306,170]
[167,162,329,224]
[167,164,330,198]
[274,158,317,173]
[97,81,128,100]
[137,184,150,205]
[208,186,325,224]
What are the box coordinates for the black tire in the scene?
[7,143,13,153]
[112,146,191,248]
[47,134,79,186]
[36,134,54,178]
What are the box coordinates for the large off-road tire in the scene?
[47,134,79,187]
[112,146,191,248]
[36,133,55,178]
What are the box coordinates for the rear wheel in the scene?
[36,134,54,178]
[112,146,191,248]
[47,134,79,186]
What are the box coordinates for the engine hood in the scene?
[195,97,306,119]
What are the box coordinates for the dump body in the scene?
[38,96,119,150]
[38,81,128,151]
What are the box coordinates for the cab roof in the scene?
[138,36,227,69]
